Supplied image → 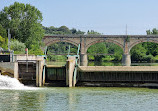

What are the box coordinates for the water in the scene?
[1,74,158,110]
[1,86,158,110]
[0,75,37,90]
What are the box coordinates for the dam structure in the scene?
[1,35,158,87]
[44,35,158,87]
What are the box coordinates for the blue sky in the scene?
[0,0,158,35]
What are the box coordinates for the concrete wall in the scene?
[14,55,44,61]
[66,56,76,87]
[0,62,18,78]
[78,66,158,72]
[0,55,45,87]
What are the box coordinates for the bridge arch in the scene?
[85,39,124,52]
[129,39,158,51]
[44,39,79,47]
[45,41,79,65]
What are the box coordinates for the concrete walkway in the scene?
[78,66,158,72]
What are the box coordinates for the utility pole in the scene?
[8,29,11,51]
[126,24,128,35]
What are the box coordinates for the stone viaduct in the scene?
[43,35,158,66]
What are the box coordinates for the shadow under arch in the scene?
[85,39,124,52]
[46,42,78,66]
[44,39,79,48]
[130,41,158,64]
[129,39,158,51]
[86,41,123,66]
[46,41,78,54]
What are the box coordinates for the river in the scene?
[1,62,158,111]
[0,87,158,111]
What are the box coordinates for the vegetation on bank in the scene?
[0,2,158,63]
[0,2,44,55]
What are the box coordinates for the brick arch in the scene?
[85,39,124,52]
[44,39,79,47]
[129,39,158,51]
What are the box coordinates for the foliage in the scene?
[0,35,8,49]
[129,28,158,62]
[70,28,85,35]
[58,26,71,34]
[28,48,44,55]
[87,42,123,62]
[0,2,44,49]
[46,42,77,61]
[125,36,130,42]
[87,30,101,35]
[146,28,158,35]
[0,24,8,49]
[10,39,25,52]
[43,26,85,35]
[130,44,147,61]
[130,42,158,62]
[87,43,108,61]
[0,24,7,38]
[106,43,123,61]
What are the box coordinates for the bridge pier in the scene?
[36,60,43,87]
[80,54,88,66]
[122,54,131,66]
[66,56,76,87]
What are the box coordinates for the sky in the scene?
[0,0,158,35]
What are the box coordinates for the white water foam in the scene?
[0,75,37,90]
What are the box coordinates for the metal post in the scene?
[8,29,11,50]
[68,45,71,56]
[25,48,28,72]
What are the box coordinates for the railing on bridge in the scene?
[45,42,78,66]
[45,43,80,86]
[67,44,80,86]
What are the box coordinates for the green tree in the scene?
[0,35,8,49]
[0,24,7,49]
[106,43,123,61]
[70,28,85,34]
[146,28,158,35]
[0,2,44,49]
[87,30,101,35]
[58,26,71,34]
[87,43,108,61]
[44,26,85,35]
[130,44,147,61]
[0,24,7,38]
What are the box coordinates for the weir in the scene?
[1,46,158,88]
[0,55,45,87]
[43,43,158,88]
[1,35,158,87]
[1,54,158,87]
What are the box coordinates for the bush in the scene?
[10,39,25,52]
[143,55,154,62]
[29,48,44,55]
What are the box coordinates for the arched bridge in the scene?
[43,35,158,66]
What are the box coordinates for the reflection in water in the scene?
[0,87,158,111]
